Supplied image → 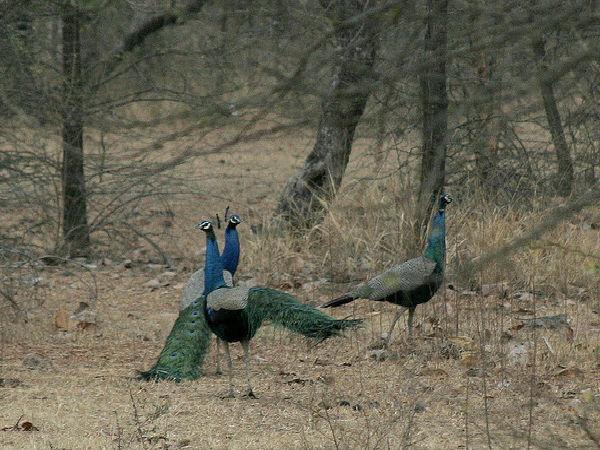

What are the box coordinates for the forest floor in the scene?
[1,128,599,449]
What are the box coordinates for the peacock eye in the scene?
[191,310,199,317]
[170,352,178,359]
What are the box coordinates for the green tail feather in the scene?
[139,297,211,382]
[246,288,362,341]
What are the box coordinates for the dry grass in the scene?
[1,127,599,449]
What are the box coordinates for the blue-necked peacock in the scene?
[180,214,242,310]
[322,194,452,344]
[140,215,242,381]
[180,214,242,374]
[198,220,362,398]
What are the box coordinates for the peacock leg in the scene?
[241,341,256,398]
[382,307,407,348]
[407,307,416,338]
[221,341,235,398]
[214,337,222,375]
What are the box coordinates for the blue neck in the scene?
[423,209,446,270]
[203,231,226,296]
[221,225,240,276]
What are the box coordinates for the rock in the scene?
[481,282,509,297]
[101,257,113,266]
[159,271,177,285]
[23,353,52,370]
[0,378,22,387]
[514,291,535,301]
[368,349,387,361]
[465,367,486,377]
[123,259,133,268]
[24,276,47,287]
[414,402,426,413]
[144,279,161,290]
[508,342,530,365]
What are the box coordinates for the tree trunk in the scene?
[275,1,377,228]
[532,37,574,197]
[61,1,89,256]
[414,0,448,244]
[469,4,504,194]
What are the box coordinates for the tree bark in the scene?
[275,1,377,228]
[532,37,574,197]
[61,1,89,256]
[414,0,448,244]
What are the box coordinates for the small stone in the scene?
[466,367,485,377]
[0,378,22,387]
[101,257,113,266]
[368,349,387,361]
[414,402,426,413]
[23,353,52,370]
[123,259,133,268]
[144,279,161,290]
[482,282,509,297]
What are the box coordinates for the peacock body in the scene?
[140,215,242,382]
[199,220,361,397]
[322,194,452,339]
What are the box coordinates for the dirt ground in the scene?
[1,129,599,449]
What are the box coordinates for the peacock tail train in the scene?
[245,287,362,341]
[139,296,211,382]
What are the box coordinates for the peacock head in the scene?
[227,214,242,228]
[439,194,452,210]
[195,220,214,232]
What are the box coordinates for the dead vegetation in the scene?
[1,130,599,449]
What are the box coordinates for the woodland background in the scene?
[0,1,599,449]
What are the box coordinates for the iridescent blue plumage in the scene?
[199,221,361,398]
[221,215,241,276]
[322,194,452,343]
[202,221,226,296]
[423,198,447,271]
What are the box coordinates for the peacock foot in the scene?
[242,388,257,399]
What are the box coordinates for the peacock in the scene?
[321,194,452,345]
[139,214,242,381]
[198,219,362,398]
[180,214,242,374]
[180,214,242,310]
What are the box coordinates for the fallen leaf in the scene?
[0,378,22,388]
[54,308,71,330]
[555,368,584,379]
[21,422,38,432]
[419,368,448,378]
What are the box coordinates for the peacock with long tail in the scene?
[181,213,243,374]
[198,219,362,398]
[139,214,242,382]
[321,194,452,345]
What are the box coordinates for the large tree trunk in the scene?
[469,4,504,194]
[532,36,574,197]
[275,1,377,228]
[414,0,448,245]
[61,1,89,256]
